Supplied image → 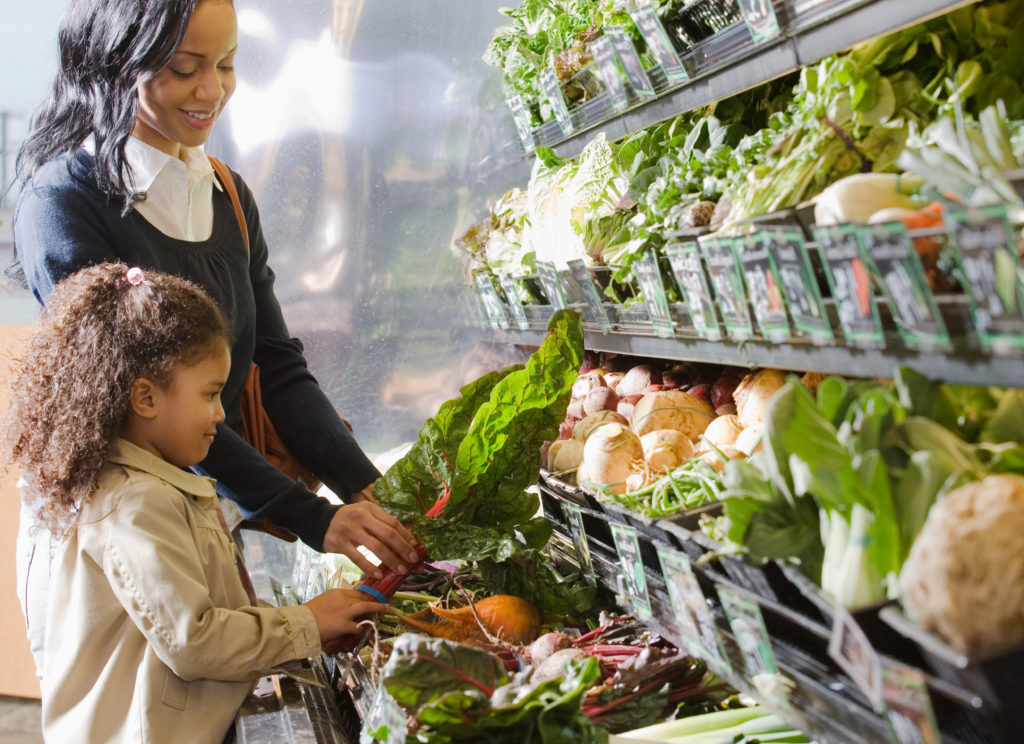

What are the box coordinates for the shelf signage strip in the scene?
[814,224,885,347]
[630,7,689,82]
[634,249,675,337]
[736,232,791,342]
[701,236,755,340]
[765,228,833,344]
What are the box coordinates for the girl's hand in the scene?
[322,501,420,579]
[304,588,385,643]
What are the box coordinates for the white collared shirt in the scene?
[85,136,223,241]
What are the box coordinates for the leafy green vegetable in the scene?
[376,634,606,743]
[375,310,589,612]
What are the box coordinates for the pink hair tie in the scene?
[125,267,146,286]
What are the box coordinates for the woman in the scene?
[13,0,418,674]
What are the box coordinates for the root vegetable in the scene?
[531,647,593,683]
[616,364,662,398]
[625,467,652,494]
[526,631,573,665]
[578,423,644,495]
[629,390,715,440]
[426,595,542,645]
[567,398,586,420]
[800,371,829,397]
[572,371,606,398]
[558,416,578,440]
[699,414,743,452]
[734,424,765,455]
[685,383,712,405]
[603,371,625,390]
[733,368,788,428]
[698,445,744,472]
[583,386,620,416]
[547,438,584,471]
[641,430,696,472]
[616,394,643,421]
[715,403,738,416]
[642,383,674,394]
[573,410,629,441]
[711,373,742,409]
[901,475,1024,657]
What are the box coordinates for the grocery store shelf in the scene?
[493,325,1024,388]
[547,0,975,160]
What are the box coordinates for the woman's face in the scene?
[134,0,237,158]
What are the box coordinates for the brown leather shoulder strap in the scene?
[208,156,249,255]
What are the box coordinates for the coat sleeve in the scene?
[231,172,382,497]
[14,174,121,304]
[103,481,322,683]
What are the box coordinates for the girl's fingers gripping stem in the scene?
[323,503,421,574]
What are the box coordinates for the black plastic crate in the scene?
[661,0,743,51]
[881,606,1024,744]
[538,469,616,555]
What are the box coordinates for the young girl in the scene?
[2,263,386,744]
[13,0,419,673]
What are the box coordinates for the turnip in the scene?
[642,383,674,394]
[572,370,606,399]
[733,368,788,428]
[616,393,643,421]
[573,410,628,442]
[661,364,693,390]
[715,403,738,416]
[578,423,644,495]
[629,390,715,440]
[624,467,652,494]
[641,430,696,472]
[801,370,829,397]
[547,438,585,471]
[531,647,593,683]
[698,445,744,472]
[582,386,619,416]
[566,397,586,421]
[558,416,578,440]
[603,371,625,390]
[698,414,743,452]
[734,423,764,455]
[525,631,572,665]
[616,364,662,398]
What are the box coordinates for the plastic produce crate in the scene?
[661,0,743,51]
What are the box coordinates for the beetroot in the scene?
[642,383,674,394]
[616,364,662,398]
[583,386,619,416]
[685,383,712,406]
[710,373,742,409]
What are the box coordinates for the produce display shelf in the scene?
[542,0,975,160]
[492,322,1024,389]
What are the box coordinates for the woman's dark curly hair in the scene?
[2,263,230,534]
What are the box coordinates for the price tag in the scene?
[739,0,781,43]
[605,26,655,97]
[536,261,567,309]
[766,229,832,344]
[701,237,754,340]
[563,502,595,582]
[814,224,885,347]
[498,276,530,330]
[666,243,722,340]
[506,95,536,154]
[474,272,509,330]
[630,7,688,82]
[610,523,652,619]
[657,547,732,675]
[736,233,790,342]
[881,659,942,744]
[829,606,883,709]
[540,68,573,135]
[633,250,675,337]
[947,205,1024,351]
[589,35,628,111]
[567,259,612,331]
[717,586,790,709]
[857,223,951,351]
[361,685,407,744]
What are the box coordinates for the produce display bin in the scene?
[661,0,744,52]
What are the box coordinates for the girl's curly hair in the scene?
[2,262,230,534]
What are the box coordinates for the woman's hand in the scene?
[322,501,420,578]
[304,588,385,644]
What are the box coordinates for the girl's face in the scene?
[134,0,238,158]
[142,342,231,468]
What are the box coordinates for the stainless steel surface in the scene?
[209,0,534,463]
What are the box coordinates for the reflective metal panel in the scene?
[211,0,533,458]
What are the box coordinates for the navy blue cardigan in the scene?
[14,148,381,551]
